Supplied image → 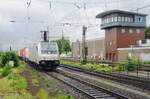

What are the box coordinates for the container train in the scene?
[19,41,60,70]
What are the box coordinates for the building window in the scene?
[128,17,131,22]
[125,17,128,22]
[130,18,133,22]
[114,17,117,22]
[112,17,114,22]
[110,42,112,46]
[106,18,109,23]
[118,17,121,22]
[129,29,133,34]
[138,17,141,22]
[136,29,140,34]
[110,17,113,22]
[121,17,125,22]
[108,17,111,22]
[104,18,107,24]
[121,29,125,33]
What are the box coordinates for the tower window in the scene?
[136,29,140,34]
[110,42,112,46]
[129,29,133,34]
[125,17,128,22]
[138,17,141,22]
[122,17,125,22]
[114,17,118,22]
[121,29,125,33]
[131,18,133,22]
[118,17,121,22]
[112,17,114,22]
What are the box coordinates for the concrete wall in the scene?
[72,38,105,60]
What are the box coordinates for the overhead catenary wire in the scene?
[46,0,132,5]
[131,4,150,12]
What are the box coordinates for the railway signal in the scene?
[82,26,88,64]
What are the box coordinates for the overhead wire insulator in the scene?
[49,1,52,9]
[27,0,31,8]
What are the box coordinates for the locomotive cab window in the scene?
[41,42,58,54]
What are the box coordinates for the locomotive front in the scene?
[38,42,60,69]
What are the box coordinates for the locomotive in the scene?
[19,31,60,70]
[19,41,59,70]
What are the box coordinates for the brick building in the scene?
[96,10,147,61]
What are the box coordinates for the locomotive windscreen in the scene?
[41,42,58,54]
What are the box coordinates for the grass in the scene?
[3,92,33,99]
[0,60,32,98]
[32,78,40,86]
[0,77,14,93]
[36,89,49,99]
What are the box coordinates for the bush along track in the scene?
[61,58,144,72]
[0,51,73,99]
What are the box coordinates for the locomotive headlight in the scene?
[55,60,60,64]
[41,61,45,64]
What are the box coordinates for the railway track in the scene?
[46,71,128,99]
[60,64,150,91]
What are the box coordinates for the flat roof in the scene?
[118,46,150,51]
[96,10,147,18]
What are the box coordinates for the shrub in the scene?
[36,89,49,99]
[1,64,12,77]
[1,51,19,67]
[124,57,142,71]
[115,64,125,71]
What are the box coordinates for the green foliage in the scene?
[44,78,51,88]
[53,38,71,54]
[55,93,74,99]
[7,73,27,91]
[1,51,19,67]
[3,92,33,99]
[124,57,142,71]
[114,64,125,71]
[143,61,150,64]
[61,60,114,72]
[14,77,27,90]
[1,64,12,77]
[0,77,14,93]
[32,78,39,86]
[145,26,150,39]
[36,89,49,99]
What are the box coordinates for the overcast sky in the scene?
[0,0,150,50]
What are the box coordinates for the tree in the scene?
[145,26,150,39]
[53,38,71,54]
[1,51,19,67]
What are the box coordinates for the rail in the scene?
[47,71,128,99]
[60,64,150,91]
